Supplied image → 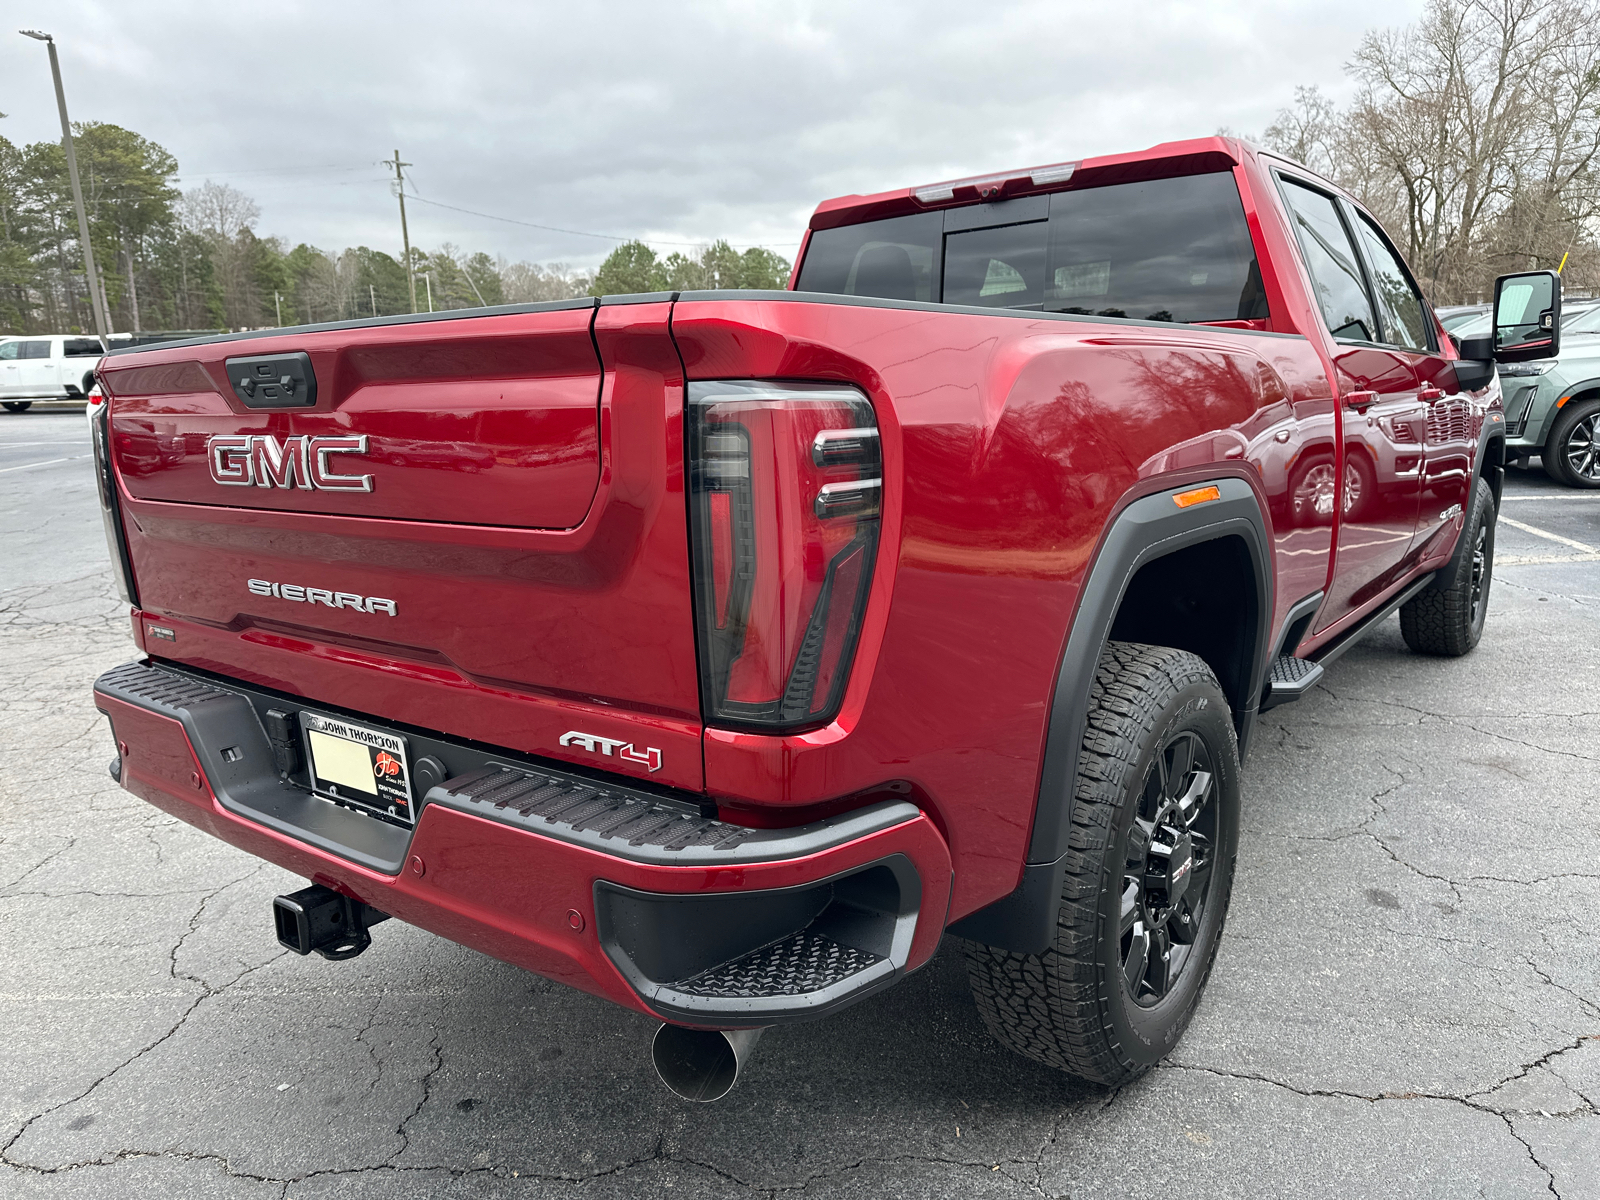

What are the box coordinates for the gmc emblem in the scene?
[207,434,373,492]
[558,730,663,773]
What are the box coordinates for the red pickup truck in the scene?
[90,137,1558,1101]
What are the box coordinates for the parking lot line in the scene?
[1499,493,1600,501]
[0,455,90,474]
[1498,515,1598,554]
[1499,553,1600,564]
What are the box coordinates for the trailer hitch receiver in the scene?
[273,884,389,960]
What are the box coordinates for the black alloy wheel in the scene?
[1121,729,1218,1006]
[1467,517,1491,631]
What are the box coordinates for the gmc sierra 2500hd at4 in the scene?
[90,137,1560,1101]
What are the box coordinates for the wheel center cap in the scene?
[1167,831,1195,904]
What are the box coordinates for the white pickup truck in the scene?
[0,334,107,412]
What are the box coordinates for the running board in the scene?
[1261,655,1323,710]
[1262,571,1436,711]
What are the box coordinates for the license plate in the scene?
[299,711,415,825]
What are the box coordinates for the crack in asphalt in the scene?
[389,1027,444,1164]
[0,866,288,1172]
[1500,1116,1563,1199]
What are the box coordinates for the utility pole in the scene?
[21,30,112,348]
[462,261,488,308]
[274,290,282,326]
[387,150,417,313]
[370,284,377,317]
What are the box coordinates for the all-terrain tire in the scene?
[961,642,1241,1087]
[1544,397,1600,488]
[1399,475,1495,657]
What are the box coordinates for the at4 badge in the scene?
[558,730,663,773]
[300,711,416,825]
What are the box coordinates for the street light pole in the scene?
[20,30,113,349]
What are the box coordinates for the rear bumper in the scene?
[94,661,951,1026]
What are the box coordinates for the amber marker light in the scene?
[1173,485,1222,508]
[1556,395,1572,409]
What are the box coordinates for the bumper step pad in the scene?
[674,930,884,999]
[430,764,918,867]
[434,765,754,856]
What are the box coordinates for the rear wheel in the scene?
[1545,398,1600,488]
[2,401,32,414]
[962,642,1240,1086]
[1399,475,1495,656]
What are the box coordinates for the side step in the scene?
[1261,655,1324,710]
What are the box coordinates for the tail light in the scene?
[687,381,881,731]
[89,387,140,607]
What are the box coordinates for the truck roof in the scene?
[808,135,1276,232]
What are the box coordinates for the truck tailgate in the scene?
[98,301,705,790]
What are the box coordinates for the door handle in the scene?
[1418,386,1445,403]
[1344,390,1377,412]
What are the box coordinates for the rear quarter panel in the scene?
[673,296,1332,917]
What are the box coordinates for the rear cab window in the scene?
[796,170,1270,325]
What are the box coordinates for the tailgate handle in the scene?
[225,352,317,409]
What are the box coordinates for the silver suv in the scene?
[1454,303,1600,487]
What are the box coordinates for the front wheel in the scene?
[2,401,32,414]
[1545,398,1600,488]
[1399,475,1495,656]
[962,642,1241,1086]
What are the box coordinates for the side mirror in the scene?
[1491,269,1561,363]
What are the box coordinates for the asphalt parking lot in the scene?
[1,408,1596,1199]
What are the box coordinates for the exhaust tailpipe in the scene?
[651,1024,765,1102]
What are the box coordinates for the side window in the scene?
[1352,212,1430,351]
[64,339,103,357]
[19,340,52,360]
[0,341,18,361]
[1279,178,1377,343]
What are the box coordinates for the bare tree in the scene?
[182,181,262,328]
[1265,0,1600,302]
[499,258,594,302]
[1262,86,1341,178]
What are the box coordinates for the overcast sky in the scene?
[2,0,1424,271]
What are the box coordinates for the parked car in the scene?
[1497,302,1600,486]
[1437,303,1489,333]
[0,331,228,413]
[0,334,107,411]
[90,136,1543,1101]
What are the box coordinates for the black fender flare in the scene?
[949,476,1272,953]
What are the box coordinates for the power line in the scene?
[402,191,799,251]
[173,163,377,179]
[170,161,800,252]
